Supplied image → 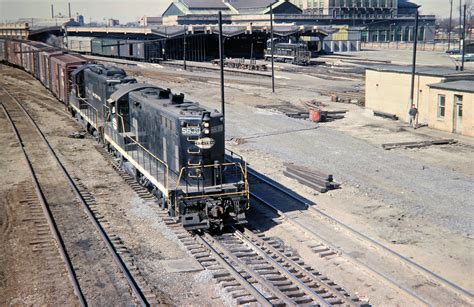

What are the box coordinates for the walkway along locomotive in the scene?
[0,39,250,230]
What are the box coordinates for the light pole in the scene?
[409,7,420,112]
[270,3,275,93]
[459,0,462,50]
[218,11,225,131]
[183,25,187,70]
[461,4,467,71]
[389,23,395,42]
[448,0,453,51]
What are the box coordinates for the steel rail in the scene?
[193,234,272,307]
[1,87,149,307]
[248,168,473,300]
[1,102,87,307]
[249,181,431,307]
[232,227,332,307]
[238,227,359,306]
[199,233,297,306]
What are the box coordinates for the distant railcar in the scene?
[65,36,94,53]
[65,36,164,63]
[91,38,121,57]
[264,39,311,65]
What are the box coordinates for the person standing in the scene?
[409,104,418,129]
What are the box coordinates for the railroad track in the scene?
[247,169,474,306]
[97,145,365,306]
[200,226,364,306]
[0,86,150,306]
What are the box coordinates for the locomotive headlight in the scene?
[203,128,210,134]
[203,122,210,128]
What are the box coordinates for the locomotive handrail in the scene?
[71,93,100,130]
[115,113,170,194]
[173,161,249,217]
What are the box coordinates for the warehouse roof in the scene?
[181,0,229,9]
[227,0,276,9]
[367,65,474,78]
[428,80,474,93]
[163,0,300,16]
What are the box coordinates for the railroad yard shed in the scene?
[427,81,474,136]
[365,66,474,136]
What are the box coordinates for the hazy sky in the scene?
[0,0,458,23]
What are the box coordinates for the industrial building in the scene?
[292,0,400,17]
[365,66,474,136]
[427,81,474,136]
[161,0,435,43]
[162,0,302,16]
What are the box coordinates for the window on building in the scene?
[437,94,446,118]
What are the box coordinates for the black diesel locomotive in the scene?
[69,64,249,230]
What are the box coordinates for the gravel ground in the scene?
[226,106,474,234]
[127,61,473,236]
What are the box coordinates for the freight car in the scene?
[0,39,249,231]
[264,39,311,65]
[65,36,94,53]
[0,39,88,105]
[65,36,165,62]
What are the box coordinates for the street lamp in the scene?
[409,6,421,115]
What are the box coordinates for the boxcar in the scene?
[50,53,88,103]
[118,40,163,62]
[6,40,22,67]
[29,41,51,80]
[91,38,120,57]
[65,36,94,53]
[118,40,140,59]
[20,41,31,71]
[0,39,6,62]
[39,48,63,89]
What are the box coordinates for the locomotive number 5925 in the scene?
[181,127,201,136]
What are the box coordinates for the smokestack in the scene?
[51,4,54,18]
[68,2,71,18]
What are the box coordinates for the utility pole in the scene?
[409,8,420,110]
[183,25,187,70]
[51,4,54,18]
[270,3,275,93]
[68,2,71,18]
[461,4,467,71]
[448,0,453,50]
[218,11,225,131]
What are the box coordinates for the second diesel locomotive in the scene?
[69,64,249,230]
